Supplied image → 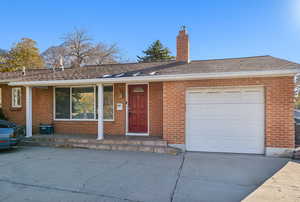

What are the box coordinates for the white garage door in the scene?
[186,87,265,154]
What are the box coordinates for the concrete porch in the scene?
[21,134,180,155]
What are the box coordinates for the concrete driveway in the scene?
[0,147,289,202]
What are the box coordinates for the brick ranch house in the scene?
[0,28,299,156]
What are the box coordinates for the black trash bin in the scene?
[39,124,54,135]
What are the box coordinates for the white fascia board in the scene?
[0,78,22,84]
[8,69,299,86]
[0,80,15,84]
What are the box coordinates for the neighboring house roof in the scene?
[1,55,300,85]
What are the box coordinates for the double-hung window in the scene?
[54,85,114,121]
[12,87,22,108]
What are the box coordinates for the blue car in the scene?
[0,120,25,149]
[0,128,17,149]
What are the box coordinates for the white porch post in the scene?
[25,86,32,137]
[97,84,104,140]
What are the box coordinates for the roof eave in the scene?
[0,79,19,84]
[8,69,300,87]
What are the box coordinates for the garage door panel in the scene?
[187,88,263,105]
[187,141,262,152]
[187,122,262,140]
[241,91,264,104]
[187,132,264,154]
[186,87,264,154]
[187,104,263,122]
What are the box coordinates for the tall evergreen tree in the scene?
[137,40,174,62]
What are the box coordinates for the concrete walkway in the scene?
[0,147,293,202]
[243,161,300,202]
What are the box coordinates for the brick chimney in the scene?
[176,26,190,63]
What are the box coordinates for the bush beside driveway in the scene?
[0,147,291,202]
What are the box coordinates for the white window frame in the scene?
[103,84,114,122]
[12,87,22,108]
[53,84,114,122]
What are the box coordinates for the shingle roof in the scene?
[1,55,299,82]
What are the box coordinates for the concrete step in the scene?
[26,136,168,147]
[21,139,180,155]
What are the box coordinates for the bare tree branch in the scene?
[62,28,94,67]
[42,45,71,68]
[87,43,120,65]
[43,28,122,68]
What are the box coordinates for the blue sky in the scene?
[0,0,299,62]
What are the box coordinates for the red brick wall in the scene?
[103,83,126,135]
[0,85,54,133]
[1,76,295,148]
[163,77,295,148]
[52,83,163,136]
[32,87,53,133]
[53,121,97,135]
[176,29,189,63]
[0,83,163,137]
[149,82,163,136]
[53,84,127,135]
[0,85,26,125]
[163,82,185,144]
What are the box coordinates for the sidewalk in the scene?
[243,161,300,202]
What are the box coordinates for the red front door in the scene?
[128,84,148,133]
